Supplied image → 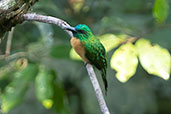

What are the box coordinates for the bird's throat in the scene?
[70,37,89,63]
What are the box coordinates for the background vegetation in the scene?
[0,0,171,114]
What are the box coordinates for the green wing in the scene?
[84,38,108,92]
[84,39,107,70]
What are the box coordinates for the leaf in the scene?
[1,64,38,113]
[50,71,70,114]
[70,48,82,61]
[153,0,169,23]
[71,0,84,13]
[0,58,28,80]
[110,43,138,82]
[99,34,125,52]
[136,39,171,80]
[0,62,16,80]
[35,65,54,109]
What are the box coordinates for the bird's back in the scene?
[83,36,108,92]
[84,37,107,70]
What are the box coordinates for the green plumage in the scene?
[65,24,108,93]
[84,37,108,92]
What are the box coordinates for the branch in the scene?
[86,64,110,114]
[5,27,14,60]
[23,13,110,114]
[0,52,27,60]
[0,0,38,38]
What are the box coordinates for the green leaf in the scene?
[71,0,84,13]
[110,43,138,82]
[50,71,70,114]
[136,39,171,80]
[50,45,71,59]
[153,0,169,23]
[69,48,82,61]
[0,62,16,80]
[99,34,125,52]
[1,64,38,113]
[35,65,54,109]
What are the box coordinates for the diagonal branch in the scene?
[23,13,110,114]
[86,64,110,114]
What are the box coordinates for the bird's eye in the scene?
[77,30,86,34]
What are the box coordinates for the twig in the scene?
[0,37,2,44]
[5,27,14,60]
[23,13,110,114]
[0,52,27,60]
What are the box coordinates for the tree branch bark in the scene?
[23,13,110,114]
[0,0,38,38]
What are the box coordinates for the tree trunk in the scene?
[0,0,38,39]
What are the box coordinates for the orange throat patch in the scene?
[70,37,89,63]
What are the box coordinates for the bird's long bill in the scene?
[64,26,77,33]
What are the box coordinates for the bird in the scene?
[64,24,108,93]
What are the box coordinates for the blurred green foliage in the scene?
[35,65,54,109]
[0,0,171,114]
[153,0,169,23]
[1,63,38,113]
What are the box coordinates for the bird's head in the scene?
[64,24,93,40]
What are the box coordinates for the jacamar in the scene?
[64,24,108,93]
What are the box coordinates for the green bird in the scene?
[64,24,108,93]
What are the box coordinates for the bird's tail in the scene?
[101,68,108,95]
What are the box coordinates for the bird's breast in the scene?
[70,37,89,63]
